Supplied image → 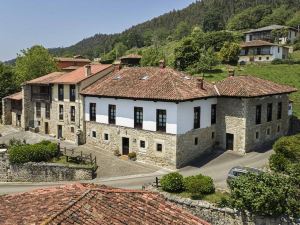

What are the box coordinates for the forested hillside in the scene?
[50,0,300,59]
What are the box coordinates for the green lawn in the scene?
[201,64,300,117]
[50,155,95,169]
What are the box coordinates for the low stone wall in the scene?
[7,162,94,182]
[149,188,299,225]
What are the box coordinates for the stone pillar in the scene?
[2,98,12,125]
[22,85,33,130]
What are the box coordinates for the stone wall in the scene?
[7,162,93,182]
[176,125,216,168]
[2,98,12,125]
[85,121,177,169]
[245,94,290,151]
[156,190,299,225]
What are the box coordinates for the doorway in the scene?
[57,125,63,139]
[16,114,21,127]
[45,122,49,135]
[226,133,234,150]
[122,137,129,155]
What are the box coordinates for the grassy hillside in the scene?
[202,63,300,117]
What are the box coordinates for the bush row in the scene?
[9,140,59,164]
[160,172,215,198]
[271,58,300,65]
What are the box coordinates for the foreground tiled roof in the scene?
[0,183,210,225]
[240,40,278,47]
[81,67,217,101]
[55,57,91,62]
[3,92,22,100]
[25,72,66,85]
[244,24,296,33]
[50,64,113,84]
[215,75,297,97]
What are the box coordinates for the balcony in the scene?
[32,93,51,102]
[31,85,51,102]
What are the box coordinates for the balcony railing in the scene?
[31,93,51,101]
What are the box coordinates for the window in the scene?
[194,137,198,145]
[267,103,273,122]
[277,102,282,120]
[267,128,270,135]
[45,103,50,119]
[134,107,143,129]
[70,85,76,102]
[108,105,116,124]
[104,133,109,141]
[256,105,262,124]
[156,109,166,132]
[71,127,75,133]
[92,131,96,138]
[36,102,41,118]
[37,121,41,126]
[212,132,215,139]
[194,107,201,129]
[58,85,64,101]
[266,57,269,60]
[256,131,260,139]
[156,143,163,152]
[140,140,145,148]
[259,57,262,60]
[211,104,217,124]
[70,106,75,122]
[277,125,281,133]
[59,105,64,120]
[89,103,96,121]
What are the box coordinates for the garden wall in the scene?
[150,188,299,225]
[7,162,93,182]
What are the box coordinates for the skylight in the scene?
[183,76,191,80]
[113,75,121,80]
[140,75,149,80]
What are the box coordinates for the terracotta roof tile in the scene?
[4,92,22,100]
[50,64,113,84]
[120,54,142,59]
[81,67,217,101]
[55,57,91,63]
[240,40,278,47]
[25,72,66,85]
[215,75,297,97]
[0,183,210,225]
[244,24,296,34]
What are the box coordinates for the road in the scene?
[0,148,273,194]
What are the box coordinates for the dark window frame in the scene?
[92,131,97,138]
[108,104,116,124]
[156,143,163,152]
[89,103,96,122]
[104,133,109,141]
[140,140,146,148]
[256,105,262,125]
[69,85,76,102]
[70,106,75,122]
[194,107,201,129]
[134,107,143,129]
[194,137,198,145]
[211,104,217,125]
[277,102,282,120]
[267,103,273,122]
[45,103,50,119]
[36,102,41,118]
[58,84,64,101]
[59,105,64,121]
[156,109,167,132]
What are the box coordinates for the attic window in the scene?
[140,75,149,80]
[114,75,121,80]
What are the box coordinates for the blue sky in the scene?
[0,0,195,61]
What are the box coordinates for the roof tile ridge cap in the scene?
[41,188,92,225]
[213,84,221,96]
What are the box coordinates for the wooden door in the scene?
[226,133,234,150]
[57,125,63,139]
[45,122,49,135]
[122,137,129,155]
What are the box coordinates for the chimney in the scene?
[196,77,204,90]
[159,59,166,69]
[228,68,235,77]
[85,65,92,77]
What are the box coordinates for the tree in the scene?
[114,42,128,59]
[271,28,289,43]
[219,42,241,64]
[258,5,292,27]
[141,47,164,66]
[287,11,300,27]
[15,45,57,85]
[173,21,191,40]
[202,9,225,32]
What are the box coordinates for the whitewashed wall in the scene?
[84,97,217,135]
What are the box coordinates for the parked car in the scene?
[226,166,263,185]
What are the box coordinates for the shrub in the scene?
[183,174,215,197]
[9,141,59,164]
[229,172,300,217]
[128,152,137,160]
[160,172,184,193]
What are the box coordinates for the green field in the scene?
[201,63,300,117]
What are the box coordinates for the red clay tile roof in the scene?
[50,64,113,84]
[55,57,91,63]
[215,75,297,97]
[240,40,278,48]
[25,72,66,85]
[81,67,217,101]
[4,92,22,100]
[120,54,142,59]
[0,183,210,225]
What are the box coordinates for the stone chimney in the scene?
[228,68,235,77]
[196,77,204,90]
[159,60,166,69]
[85,65,92,77]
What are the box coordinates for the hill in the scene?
[50,0,300,59]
